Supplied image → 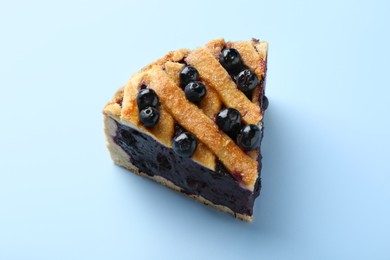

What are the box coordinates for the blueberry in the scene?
[262,95,269,111]
[137,89,159,109]
[219,48,243,73]
[180,66,199,87]
[216,108,242,139]
[184,81,206,103]
[172,132,197,157]
[118,129,136,146]
[236,69,259,92]
[139,106,160,127]
[237,124,262,150]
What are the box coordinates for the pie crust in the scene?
[103,38,268,221]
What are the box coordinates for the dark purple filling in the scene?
[113,121,262,216]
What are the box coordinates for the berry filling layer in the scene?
[113,120,262,216]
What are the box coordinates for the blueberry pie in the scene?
[103,38,268,221]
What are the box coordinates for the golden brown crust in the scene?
[143,67,258,189]
[120,69,215,169]
[253,41,269,61]
[104,38,269,190]
[204,38,226,58]
[163,58,220,170]
[121,72,175,147]
[227,41,265,79]
[163,60,222,119]
[103,86,124,118]
[141,49,190,72]
[191,142,216,170]
[185,48,262,124]
[164,61,185,86]
[204,39,268,106]
[227,40,267,106]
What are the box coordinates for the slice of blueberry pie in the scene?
[103,38,269,221]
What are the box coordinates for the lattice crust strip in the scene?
[112,38,268,190]
[185,48,262,125]
[143,67,258,189]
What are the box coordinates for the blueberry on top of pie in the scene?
[103,38,268,221]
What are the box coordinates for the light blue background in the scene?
[1,0,389,259]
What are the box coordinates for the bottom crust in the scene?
[104,115,253,222]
